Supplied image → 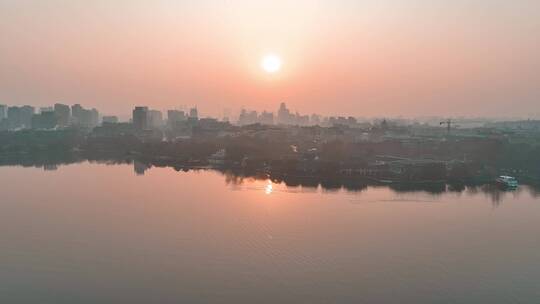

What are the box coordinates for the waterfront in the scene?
[1,163,540,303]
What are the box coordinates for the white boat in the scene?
[495,176,518,188]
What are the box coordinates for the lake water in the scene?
[1,162,539,303]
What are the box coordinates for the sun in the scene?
[261,54,282,73]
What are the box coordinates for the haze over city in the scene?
[1,1,539,118]
[3,1,540,303]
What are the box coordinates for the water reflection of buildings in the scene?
[0,155,537,206]
[43,164,58,171]
[133,161,151,175]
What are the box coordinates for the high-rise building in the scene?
[189,107,198,120]
[70,104,98,128]
[40,107,53,113]
[80,109,94,127]
[148,110,163,129]
[5,105,33,129]
[133,106,149,130]
[237,109,258,125]
[167,110,186,128]
[54,103,71,127]
[0,104,7,121]
[88,108,99,128]
[277,102,293,125]
[31,111,58,129]
[71,104,83,124]
[0,104,7,130]
[7,106,21,129]
[259,111,274,125]
[296,113,310,126]
[20,105,35,128]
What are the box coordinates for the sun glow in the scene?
[261,54,282,73]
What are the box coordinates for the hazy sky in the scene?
[1,0,539,118]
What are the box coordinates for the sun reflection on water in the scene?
[265,180,273,195]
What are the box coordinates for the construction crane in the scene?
[440,119,453,134]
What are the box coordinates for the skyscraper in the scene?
[7,106,21,129]
[189,107,198,120]
[259,111,274,125]
[277,102,293,125]
[71,104,83,124]
[0,104,7,121]
[148,110,164,129]
[20,105,35,129]
[237,109,260,125]
[88,108,99,128]
[133,106,149,131]
[31,111,58,129]
[54,103,71,127]
[71,104,98,128]
[167,110,186,128]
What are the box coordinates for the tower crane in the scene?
[440,119,453,134]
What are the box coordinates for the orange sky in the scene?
[1,1,539,118]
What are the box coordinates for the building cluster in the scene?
[276,102,310,125]
[0,103,104,130]
[0,101,371,133]
[237,109,274,125]
[132,106,199,131]
[237,102,360,128]
[237,103,311,126]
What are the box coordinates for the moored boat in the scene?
[495,175,518,188]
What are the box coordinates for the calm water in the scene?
[1,162,540,303]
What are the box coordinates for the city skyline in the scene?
[0,101,361,130]
[1,1,539,118]
[1,101,526,132]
